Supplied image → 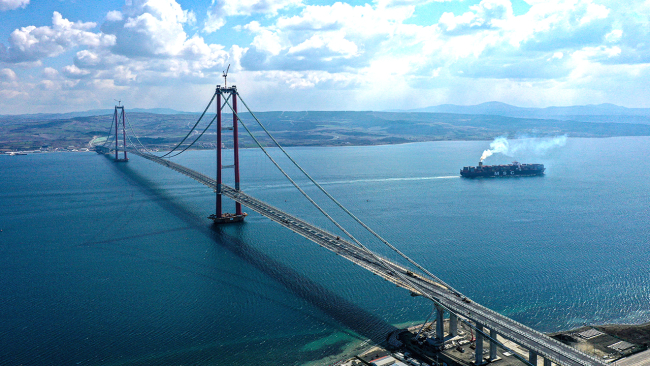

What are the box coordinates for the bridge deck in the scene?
[126,149,606,366]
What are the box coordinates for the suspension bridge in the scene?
[95,85,607,366]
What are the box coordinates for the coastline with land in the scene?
[3,107,650,153]
[320,321,650,366]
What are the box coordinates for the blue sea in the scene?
[1,137,649,365]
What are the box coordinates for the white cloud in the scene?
[580,2,609,25]
[406,0,623,83]
[275,2,413,33]
[249,26,284,56]
[73,50,103,68]
[106,10,123,22]
[508,0,611,50]
[0,0,242,113]
[186,10,197,26]
[250,69,362,89]
[573,45,621,61]
[204,0,303,33]
[0,0,236,101]
[241,2,415,71]
[0,68,17,81]
[604,29,622,43]
[0,0,28,11]
[3,0,650,114]
[438,0,513,34]
[63,0,234,85]
[587,0,650,64]
[42,67,59,79]
[0,12,115,63]
[288,33,358,59]
[62,64,92,79]
[103,0,193,57]
[373,0,438,7]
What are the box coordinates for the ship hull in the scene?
[460,162,545,178]
[460,170,544,178]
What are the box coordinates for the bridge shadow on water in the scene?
[104,157,399,351]
[210,225,399,344]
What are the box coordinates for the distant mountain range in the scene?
[4,102,650,122]
[4,109,650,152]
[392,101,650,121]
[0,108,194,122]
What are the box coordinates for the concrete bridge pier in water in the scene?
[432,307,561,366]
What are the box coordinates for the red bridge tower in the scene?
[113,104,128,162]
[209,85,246,224]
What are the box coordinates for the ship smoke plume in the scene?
[480,135,567,162]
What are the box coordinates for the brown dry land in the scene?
[597,322,650,347]
[3,111,650,151]
[550,323,650,361]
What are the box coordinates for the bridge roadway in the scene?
[126,149,606,366]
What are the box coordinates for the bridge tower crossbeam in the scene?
[209,85,246,224]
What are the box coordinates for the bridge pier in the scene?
[475,323,486,365]
[529,350,538,366]
[210,85,246,224]
[489,328,499,362]
[449,313,458,337]
[436,305,445,341]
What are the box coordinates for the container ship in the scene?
[460,161,545,178]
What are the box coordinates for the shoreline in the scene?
[320,320,650,366]
[559,321,650,346]
[4,135,649,155]
[548,321,650,341]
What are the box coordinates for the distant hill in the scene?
[0,108,195,123]
[5,103,650,124]
[3,110,650,152]
[394,102,650,123]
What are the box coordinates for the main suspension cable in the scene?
[164,94,232,158]
[159,92,216,158]
[124,111,150,153]
[221,96,452,324]
[164,114,218,157]
[113,92,227,157]
[109,94,536,366]
[221,96,367,253]
[109,91,536,366]
[229,99,536,366]
[236,92,456,292]
[101,112,115,148]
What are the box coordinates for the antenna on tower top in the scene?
[222,64,230,88]
[114,99,121,106]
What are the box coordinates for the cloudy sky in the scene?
[0,0,648,114]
